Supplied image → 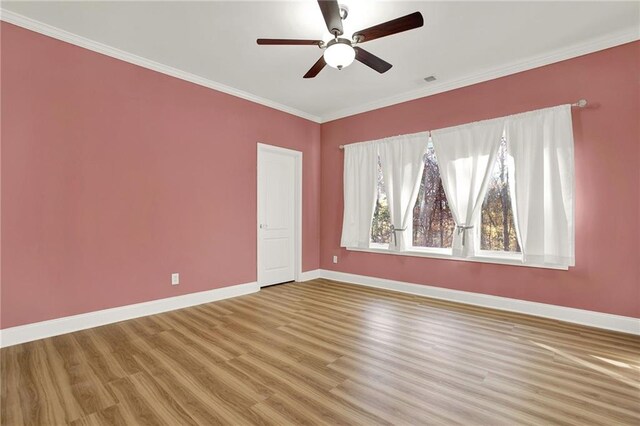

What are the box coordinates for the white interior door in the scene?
[258,145,298,287]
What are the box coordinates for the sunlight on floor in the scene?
[530,340,640,389]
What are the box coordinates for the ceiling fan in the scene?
[257,0,424,78]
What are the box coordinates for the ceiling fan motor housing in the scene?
[339,5,349,20]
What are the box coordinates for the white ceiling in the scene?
[3,1,639,122]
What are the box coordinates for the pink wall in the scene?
[2,23,638,330]
[320,41,640,318]
[1,23,321,328]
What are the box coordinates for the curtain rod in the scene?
[338,99,588,150]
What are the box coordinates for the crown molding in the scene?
[320,28,640,123]
[2,8,638,124]
[0,9,322,123]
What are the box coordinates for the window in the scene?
[345,105,574,269]
[372,141,520,255]
[412,145,455,249]
[480,138,520,253]
[371,157,392,245]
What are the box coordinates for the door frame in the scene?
[257,143,303,287]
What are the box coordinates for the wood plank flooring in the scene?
[2,279,639,425]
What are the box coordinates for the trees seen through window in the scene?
[480,138,520,252]
[371,139,520,253]
[412,146,455,249]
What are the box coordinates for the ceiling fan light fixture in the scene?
[323,40,355,70]
[257,1,424,78]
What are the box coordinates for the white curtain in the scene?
[379,133,429,251]
[431,120,504,257]
[505,105,575,267]
[340,141,379,248]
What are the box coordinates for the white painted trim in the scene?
[347,246,568,271]
[321,28,640,123]
[0,9,321,123]
[298,269,321,282]
[256,143,303,287]
[2,270,636,347]
[318,270,640,336]
[0,282,259,348]
[2,8,637,124]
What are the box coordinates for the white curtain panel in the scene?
[379,133,429,251]
[340,141,379,248]
[505,105,575,267]
[431,120,504,257]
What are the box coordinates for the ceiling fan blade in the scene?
[353,11,424,43]
[303,56,327,79]
[317,0,344,36]
[354,47,392,74]
[257,39,322,46]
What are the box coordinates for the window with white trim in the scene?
[371,141,520,258]
[371,157,392,245]
[343,104,575,269]
[478,137,520,254]
[411,145,454,250]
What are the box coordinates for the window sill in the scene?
[347,246,568,270]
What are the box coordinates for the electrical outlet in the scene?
[171,273,179,285]
[333,255,338,264]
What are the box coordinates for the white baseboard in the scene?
[0,281,258,348]
[298,269,322,282]
[3,270,637,347]
[319,270,640,336]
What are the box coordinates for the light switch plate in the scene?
[171,273,179,285]
[333,256,338,264]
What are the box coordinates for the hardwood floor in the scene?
[2,279,639,425]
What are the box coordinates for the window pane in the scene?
[480,138,521,252]
[371,157,392,244]
[412,145,455,248]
